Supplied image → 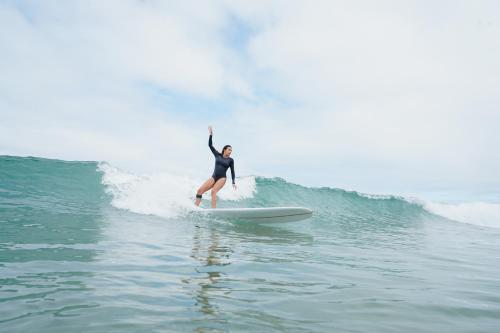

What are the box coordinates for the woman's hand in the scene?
[208,126,213,135]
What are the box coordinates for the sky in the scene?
[1,0,499,200]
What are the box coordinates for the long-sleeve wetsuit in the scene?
[209,134,235,184]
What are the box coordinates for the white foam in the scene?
[215,176,256,201]
[359,193,500,229]
[352,191,500,229]
[353,191,400,200]
[97,162,256,218]
[422,200,500,229]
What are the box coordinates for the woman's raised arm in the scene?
[208,126,219,156]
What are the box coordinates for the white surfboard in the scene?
[202,207,313,223]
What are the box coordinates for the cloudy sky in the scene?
[1,0,499,200]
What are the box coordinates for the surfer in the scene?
[195,126,236,208]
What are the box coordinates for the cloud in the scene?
[233,1,500,193]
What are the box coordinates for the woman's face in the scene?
[224,147,232,157]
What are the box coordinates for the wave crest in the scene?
[98,162,256,218]
[422,201,500,229]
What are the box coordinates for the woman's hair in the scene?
[222,145,232,155]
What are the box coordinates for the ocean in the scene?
[1,155,499,332]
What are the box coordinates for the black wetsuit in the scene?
[209,135,235,184]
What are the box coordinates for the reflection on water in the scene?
[182,220,313,332]
[223,222,314,246]
[186,224,230,325]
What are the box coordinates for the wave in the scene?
[96,163,500,229]
[1,155,499,229]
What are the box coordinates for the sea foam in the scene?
[98,162,256,218]
[355,191,500,229]
[422,200,500,229]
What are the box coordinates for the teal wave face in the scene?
[0,156,106,254]
[0,155,106,211]
[0,156,433,233]
[227,176,432,227]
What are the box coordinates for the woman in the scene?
[195,126,236,208]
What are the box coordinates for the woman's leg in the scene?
[195,177,215,206]
[210,177,227,208]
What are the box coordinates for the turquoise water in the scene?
[1,155,500,332]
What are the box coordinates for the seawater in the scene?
[1,155,499,333]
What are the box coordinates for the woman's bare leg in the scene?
[211,177,227,208]
[195,177,215,206]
